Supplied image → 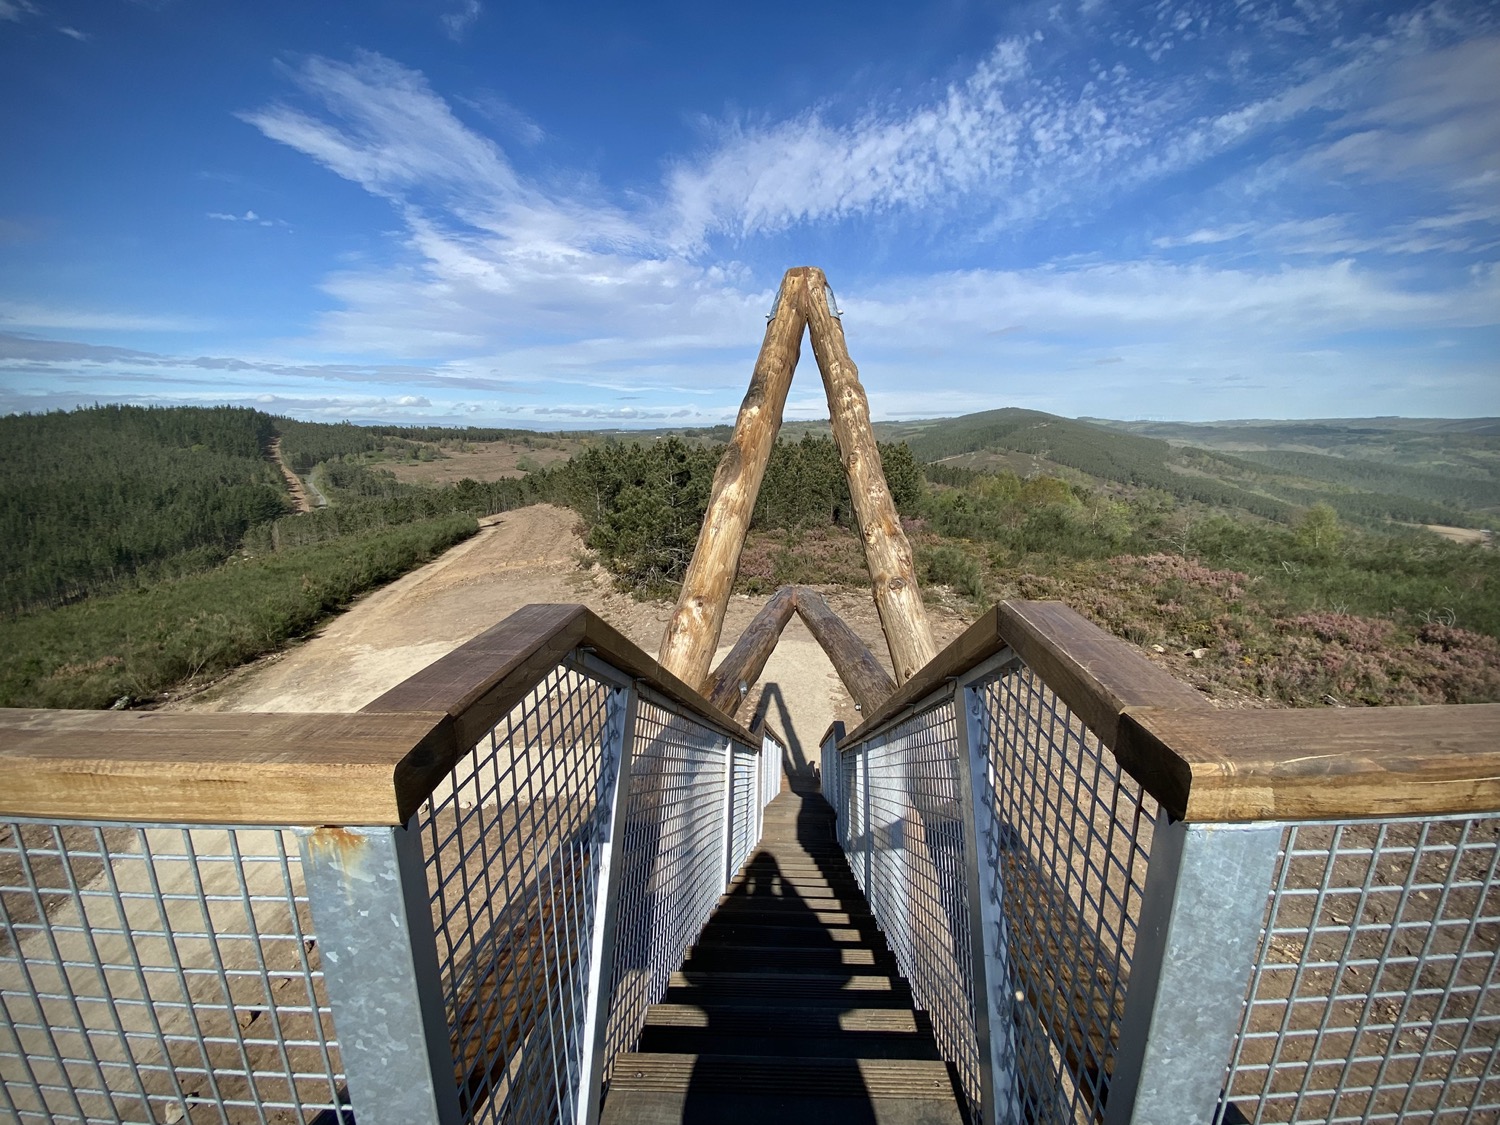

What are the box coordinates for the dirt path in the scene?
[267,437,315,514]
[304,463,330,508]
[174,504,973,765]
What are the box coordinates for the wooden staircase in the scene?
[600,775,968,1124]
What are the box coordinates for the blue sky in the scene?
[1,0,1496,428]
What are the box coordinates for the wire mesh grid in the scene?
[820,729,841,820]
[0,821,346,1124]
[414,658,618,1125]
[602,697,735,1073]
[974,663,1156,1124]
[841,745,864,884]
[730,749,758,878]
[1217,814,1500,1124]
[859,699,984,1118]
[760,731,781,820]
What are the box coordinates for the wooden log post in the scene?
[792,587,897,716]
[657,269,811,688]
[703,586,799,716]
[799,269,936,683]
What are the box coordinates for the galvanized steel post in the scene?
[297,821,461,1125]
[577,679,639,1125]
[860,739,874,898]
[721,737,737,886]
[1103,815,1282,1125]
[954,662,1023,1125]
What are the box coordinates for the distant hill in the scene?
[856,408,1497,530]
[1086,417,1500,478]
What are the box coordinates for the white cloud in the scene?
[206,209,287,227]
[0,0,37,23]
[205,11,1500,425]
[0,303,208,333]
[1313,36,1500,195]
[240,51,521,205]
[855,261,1500,342]
[441,0,481,42]
[57,24,84,40]
[662,3,1499,251]
[458,91,544,147]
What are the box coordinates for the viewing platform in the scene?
[2,599,1498,1123]
[4,268,1497,1123]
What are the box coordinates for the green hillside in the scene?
[1089,417,1500,482]
[4,404,1497,711]
[0,405,288,615]
[877,408,1493,531]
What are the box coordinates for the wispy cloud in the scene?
[458,91,544,147]
[0,303,209,333]
[1311,35,1500,194]
[664,3,1497,251]
[240,51,522,205]
[0,0,38,24]
[441,0,481,42]
[207,208,288,227]
[127,4,1485,423]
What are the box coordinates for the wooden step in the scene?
[663,970,913,1009]
[600,1053,967,1125]
[681,942,893,974]
[638,1005,941,1061]
[702,905,867,927]
[715,892,868,913]
[641,1003,931,1035]
[695,921,882,947]
[599,789,966,1124]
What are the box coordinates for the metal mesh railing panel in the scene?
[1218,815,1500,1124]
[603,698,734,1070]
[0,822,346,1124]
[861,700,984,1117]
[840,748,863,886]
[730,749,757,876]
[975,663,1156,1124]
[417,660,617,1125]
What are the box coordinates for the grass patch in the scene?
[0,515,476,709]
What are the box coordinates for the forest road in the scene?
[266,437,315,514]
[172,503,971,762]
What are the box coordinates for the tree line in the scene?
[1,405,287,616]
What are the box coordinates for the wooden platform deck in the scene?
[601,776,968,1125]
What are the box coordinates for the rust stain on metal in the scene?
[310,826,367,858]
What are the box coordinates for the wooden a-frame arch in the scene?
[656,266,936,694]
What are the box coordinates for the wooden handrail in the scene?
[370,604,756,821]
[10,597,1496,829]
[837,598,1500,824]
[1119,705,1500,822]
[0,603,753,828]
[0,708,451,826]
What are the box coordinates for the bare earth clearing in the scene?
[173,504,973,763]
[1425,523,1493,546]
[382,440,580,486]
